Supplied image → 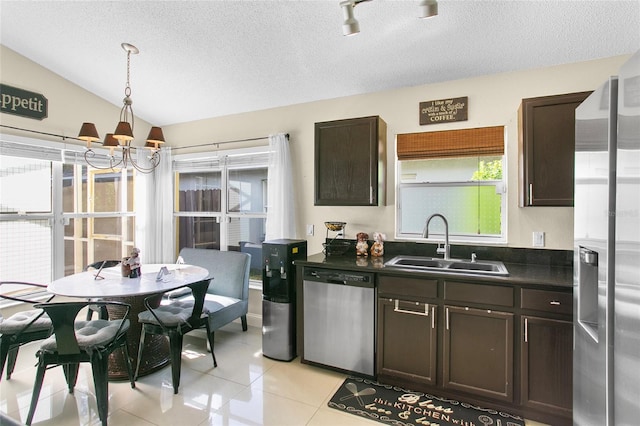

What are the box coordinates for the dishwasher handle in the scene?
[303,268,374,288]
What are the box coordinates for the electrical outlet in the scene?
[306,224,314,236]
[533,231,545,247]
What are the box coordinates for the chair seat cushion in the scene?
[162,287,193,300]
[138,300,205,326]
[0,309,51,334]
[40,319,130,352]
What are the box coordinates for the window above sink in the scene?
[395,126,506,245]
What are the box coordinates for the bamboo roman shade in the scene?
[397,126,504,160]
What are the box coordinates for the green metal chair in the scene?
[26,300,135,426]
[83,260,122,320]
[0,281,54,380]
[136,279,216,394]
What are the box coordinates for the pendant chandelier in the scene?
[77,43,166,173]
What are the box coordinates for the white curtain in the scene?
[135,146,174,263]
[265,133,297,240]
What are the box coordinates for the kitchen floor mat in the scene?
[328,376,525,426]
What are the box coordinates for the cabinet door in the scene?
[377,298,437,386]
[314,116,386,206]
[521,316,573,417]
[443,305,514,402]
[518,91,591,206]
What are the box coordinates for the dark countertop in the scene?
[296,252,573,289]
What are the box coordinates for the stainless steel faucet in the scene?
[423,213,451,260]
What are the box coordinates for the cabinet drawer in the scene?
[378,275,438,299]
[521,288,573,315]
[444,281,513,307]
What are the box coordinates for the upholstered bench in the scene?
[171,248,251,333]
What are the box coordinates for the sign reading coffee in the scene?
[0,84,48,120]
[420,96,467,125]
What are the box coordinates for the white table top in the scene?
[48,264,209,298]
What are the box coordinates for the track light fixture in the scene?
[419,0,438,18]
[340,0,366,36]
[340,0,438,35]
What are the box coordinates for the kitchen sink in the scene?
[391,257,446,269]
[384,255,509,276]
[448,261,501,272]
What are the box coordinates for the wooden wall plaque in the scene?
[420,96,468,125]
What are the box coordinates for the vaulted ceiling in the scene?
[1,1,638,126]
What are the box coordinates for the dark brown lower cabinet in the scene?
[374,274,572,426]
[520,316,573,417]
[443,305,514,402]
[377,298,437,386]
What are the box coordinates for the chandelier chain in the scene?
[78,42,164,175]
[125,49,132,97]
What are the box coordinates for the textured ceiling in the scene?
[1,1,638,127]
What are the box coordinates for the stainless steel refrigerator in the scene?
[574,50,640,425]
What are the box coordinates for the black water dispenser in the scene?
[262,239,307,361]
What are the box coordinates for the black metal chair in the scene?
[0,281,54,381]
[135,279,216,394]
[26,300,135,426]
[84,260,122,320]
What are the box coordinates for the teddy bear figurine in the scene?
[370,232,386,257]
[356,232,369,256]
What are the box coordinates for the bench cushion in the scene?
[176,248,251,331]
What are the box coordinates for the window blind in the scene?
[173,149,270,172]
[0,138,120,168]
[397,126,504,160]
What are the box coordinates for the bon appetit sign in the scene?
[0,84,48,120]
[420,96,467,125]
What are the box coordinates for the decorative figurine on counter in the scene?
[356,232,369,256]
[122,247,141,278]
[370,232,386,257]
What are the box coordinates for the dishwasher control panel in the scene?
[303,268,374,287]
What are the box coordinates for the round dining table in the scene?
[48,263,209,380]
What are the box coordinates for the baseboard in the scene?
[246,312,262,329]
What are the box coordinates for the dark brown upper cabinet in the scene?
[314,116,386,206]
[518,91,591,206]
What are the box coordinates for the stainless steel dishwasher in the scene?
[302,267,375,377]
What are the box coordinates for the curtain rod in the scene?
[1,124,83,142]
[1,124,290,151]
[171,133,290,152]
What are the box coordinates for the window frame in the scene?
[173,146,270,288]
[0,134,140,283]
[395,156,507,245]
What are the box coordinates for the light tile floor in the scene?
[0,324,550,426]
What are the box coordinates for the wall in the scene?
[1,45,632,253]
[0,46,155,150]
[164,54,631,252]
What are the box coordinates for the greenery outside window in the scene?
[396,126,506,243]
